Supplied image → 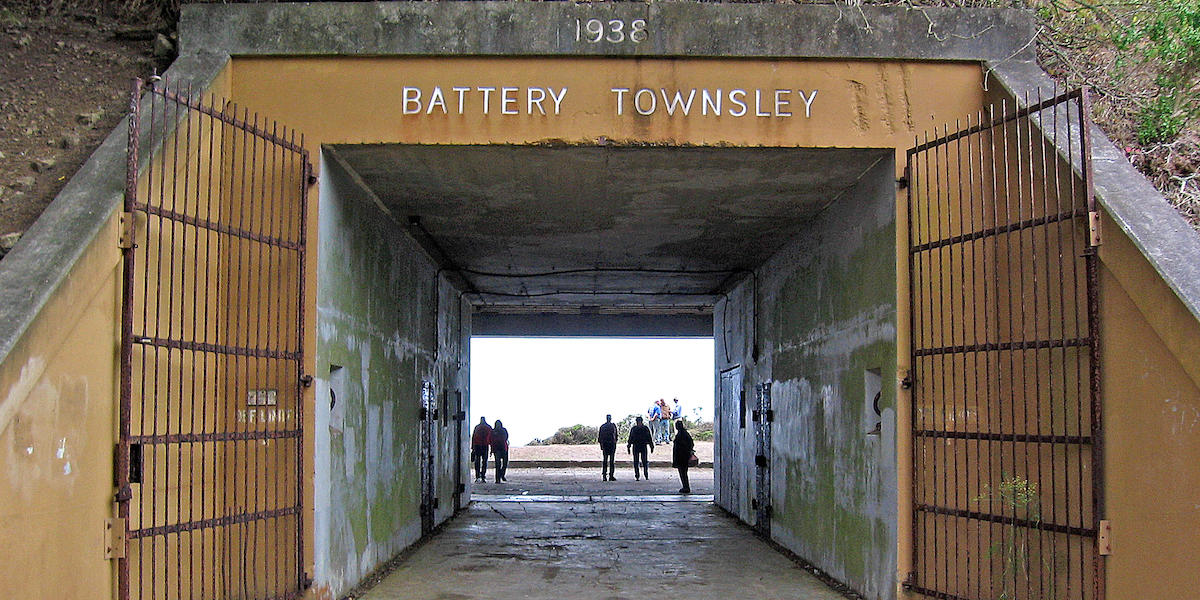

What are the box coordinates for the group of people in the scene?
[471,403,697,495]
[470,417,509,483]
[597,412,695,494]
[648,398,682,443]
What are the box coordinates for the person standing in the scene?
[490,419,510,483]
[672,420,695,494]
[657,399,673,443]
[647,402,662,443]
[627,416,654,480]
[471,417,492,483]
[598,414,618,481]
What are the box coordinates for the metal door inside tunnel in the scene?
[752,382,772,535]
[717,366,743,514]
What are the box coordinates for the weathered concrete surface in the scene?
[181,2,1034,62]
[717,156,897,600]
[474,312,713,336]
[356,500,850,600]
[314,151,471,599]
[332,145,886,310]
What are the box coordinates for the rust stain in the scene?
[847,79,869,133]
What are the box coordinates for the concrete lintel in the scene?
[473,312,713,338]
[988,61,1200,323]
[0,52,230,367]
[180,2,1036,63]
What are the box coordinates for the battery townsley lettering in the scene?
[398,85,818,118]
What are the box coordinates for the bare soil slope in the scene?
[0,6,162,252]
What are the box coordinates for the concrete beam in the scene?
[473,312,713,338]
[180,2,1036,62]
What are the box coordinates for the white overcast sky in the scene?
[469,337,715,446]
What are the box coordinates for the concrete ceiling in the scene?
[329,145,888,312]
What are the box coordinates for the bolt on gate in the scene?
[905,87,1104,600]
[116,79,312,600]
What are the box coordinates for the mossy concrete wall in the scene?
[312,154,469,599]
[717,156,898,600]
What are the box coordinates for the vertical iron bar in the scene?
[1079,87,1105,600]
[1000,97,1020,600]
[296,133,311,594]
[118,76,144,600]
[964,112,983,600]
[1036,86,1061,599]
[985,102,1002,600]
[951,118,965,598]
[1023,90,1045,600]
[198,90,219,600]
[177,82,195,600]
[905,137,921,590]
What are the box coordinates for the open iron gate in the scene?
[905,88,1104,600]
[116,79,312,600]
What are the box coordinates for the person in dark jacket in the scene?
[471,417,492,482]
[626,416,654,480]
[598,414,618,481]
[672,420,695,494]
[490,420,510,483]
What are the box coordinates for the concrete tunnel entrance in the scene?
[315,143,899,597]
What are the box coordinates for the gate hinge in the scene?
[900,371,914,390]
[299,374,314,388]
[118,211,135,249]
[755,454,768,467]
[901,571,917,590]
[751,409,760,422]
[897,167,910,190]
[764,409,774,422]
[1088,210,1103,247]
[105,517,127,559]
[1098,519,1112,555]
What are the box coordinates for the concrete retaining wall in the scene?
[312,153,469,599]
[717,155,898,600]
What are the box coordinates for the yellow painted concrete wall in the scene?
[0,65,233,599]
[0,212,122,598]
[1097,211,1200,600]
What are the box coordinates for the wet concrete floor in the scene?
[357,469,849,600]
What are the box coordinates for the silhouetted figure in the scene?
[598,414,618,481]
[672,420,695,494]
[471,417,492,482]
[491,420,510,483]
[627,416,654,480]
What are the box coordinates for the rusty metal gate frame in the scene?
[117,79,312,600]
[905,87,1104,600]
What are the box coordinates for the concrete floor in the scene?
[356,469,849,600]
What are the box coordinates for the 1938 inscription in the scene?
[575,18,648,44]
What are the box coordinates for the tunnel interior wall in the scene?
[716,155,898,600]
[313,153,470,599]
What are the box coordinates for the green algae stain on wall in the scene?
[730,156,899,600]
[313,153,465,596]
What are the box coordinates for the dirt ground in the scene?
[0,7,163,245]
[510,441,714,463]
[472,466,715,497]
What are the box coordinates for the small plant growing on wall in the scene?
[974,474,1056,600]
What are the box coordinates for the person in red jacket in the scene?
[471,417,492,483]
